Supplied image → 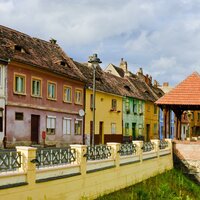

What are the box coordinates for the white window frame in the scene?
[14,73,26,94]
[63,117,71,135]
[74,119,83,135]
[111,123,116,134]
[32,77,42,97]
[63,86,72,103]
[0,66,3,87]
[46,115,56,135]
[47,81,57,100]
[75,89,83,105]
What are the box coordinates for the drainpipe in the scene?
[82,85,86,145]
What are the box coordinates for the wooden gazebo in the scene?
[156,72,200,139]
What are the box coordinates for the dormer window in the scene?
[14,45,25,53]
[145,90,149,95]
[60,61,66,66]
[124,85,131,91]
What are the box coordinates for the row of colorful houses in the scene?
[1,25,198,147]
[0,25,165,146]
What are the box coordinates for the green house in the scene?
[123,96,145,141]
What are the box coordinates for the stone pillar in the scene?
[132,141,143,162]
[70,145,87,176]
[151,139,160,157]
[164,139,173,168]
[107,143,120,168]
[16,146,37,186]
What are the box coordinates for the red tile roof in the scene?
[0,25,86,82]
[156,72,200,105]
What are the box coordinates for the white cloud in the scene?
[0,0,200,85]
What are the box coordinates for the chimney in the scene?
[163,82,169,87]
[137,67,143,75]
[50,38,57,44]
[149,76,152,84]
[119,58,128,74]
[154,80,158,87]
[145,74,150,85]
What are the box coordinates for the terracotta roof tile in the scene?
[156,72,200,105]
[0,25,86,82]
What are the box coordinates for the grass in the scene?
[95,169,200,200]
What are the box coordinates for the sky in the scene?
[1,0,200,86]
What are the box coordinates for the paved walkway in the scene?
[173,140,200,184]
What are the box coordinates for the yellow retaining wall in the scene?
[0,140,173,200]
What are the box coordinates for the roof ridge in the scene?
[0,25,30,38]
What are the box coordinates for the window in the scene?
[191,112,194,121]
[75,89,83,104]
[154,123,157,134]
[14,73,26,94]
[75,120,82,135]
[63,118,71,135]
[198,113,200,121]
[32,77,42,97]
[90,94,94,109]
[63,86,72,103]
[46,116,56,135]
[154,105,157,114]
[147,105,150,112]
[125,99,130,113]
[0,66,2,86]
[138,101,143,114]
[47,81,56,100]
[15,112,23,120]
[111,99,117,111]
[111,123,116,134]
[0,111,2,132]
[125,123,129,136]
[133,101,137,113]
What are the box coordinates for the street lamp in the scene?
[88,53,102,146]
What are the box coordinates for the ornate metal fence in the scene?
[36,147,76,168]
[119,143,137,156]
[142,142,154,152]
[85,145,112,161]
[0,149,21,172]
[159,140,169,149]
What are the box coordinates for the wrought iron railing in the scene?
[119,143,137,156]
[85,145,112,161]
[0,149,21,172]
[36,147,76,168]
[159,140,169,149]
[142,142,154,152]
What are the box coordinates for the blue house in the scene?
[159,108,175,139]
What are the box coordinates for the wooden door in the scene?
[31,115,40,144]
[99,121,103,144]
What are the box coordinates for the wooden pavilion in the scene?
[156,72,200,139]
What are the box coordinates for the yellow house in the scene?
[144,101,159,141]
[189,111,200,136]
[85,89,122,144]
[74,61,123,145]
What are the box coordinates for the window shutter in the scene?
[66,119,71,134]
[63,119,67,135]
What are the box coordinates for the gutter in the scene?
[0,58,10,64]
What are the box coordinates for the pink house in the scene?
[0,25,86,146]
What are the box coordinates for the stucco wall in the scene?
[84,89,122,144]
[6,106,83,145]
[144,101,159,140]
[123,97,144,138]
